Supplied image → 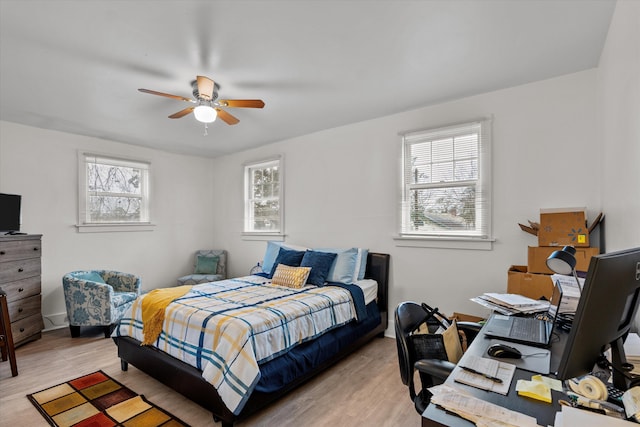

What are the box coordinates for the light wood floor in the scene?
[0,328,418,426]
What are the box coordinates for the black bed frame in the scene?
[113,252,390,426]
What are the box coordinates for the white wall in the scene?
[4,3,635,334]
[598,0,640,252]
[211,70,600,325]
[0,122,216,329]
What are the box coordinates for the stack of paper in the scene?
[453,354,516,395]
[471,293,550,315]
[555,405,635,426]
[429,384,542,427]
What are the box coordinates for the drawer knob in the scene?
[20,327,25,332]
[34,247,39,251]
[18,307,23,313]
[18,287,24,292]
[0,251,5,255]
[18,268,24,272]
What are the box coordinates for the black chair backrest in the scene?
[395,302,429,389]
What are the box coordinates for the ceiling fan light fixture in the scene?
[194,105,217,123]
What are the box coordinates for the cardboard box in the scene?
[538,208,589,247]
[507,265,554,300]
[528,246,600,274]
[450,312,486,323]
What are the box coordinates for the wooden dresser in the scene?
[0,234,43,346]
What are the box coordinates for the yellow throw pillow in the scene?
[271,264,312,289]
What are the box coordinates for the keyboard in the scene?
[510,318,542,340]
[607,384,625,403]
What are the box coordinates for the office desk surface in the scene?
[422,327,569,427]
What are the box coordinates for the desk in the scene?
[422,326,569,426]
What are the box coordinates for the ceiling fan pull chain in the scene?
[204,123,208,136]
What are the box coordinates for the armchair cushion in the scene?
[177,274,224,286]
[111,292,139,307]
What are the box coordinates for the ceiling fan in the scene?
[138,75,265,126]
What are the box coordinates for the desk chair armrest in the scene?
[414,359,456,383]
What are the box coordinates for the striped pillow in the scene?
[271,264,312,289]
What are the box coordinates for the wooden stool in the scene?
[0,288,18,377]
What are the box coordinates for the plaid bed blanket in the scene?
[115,275,358,415]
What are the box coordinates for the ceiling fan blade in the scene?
[169,107,195,119]
[218,99,265,108]
[196,76,215,100]
[138,88,194,103]
[215,108,240,125]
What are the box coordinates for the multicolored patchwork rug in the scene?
[27,370,190,427]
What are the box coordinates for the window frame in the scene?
[396,118,493,250]
[242,156,284,240]
[76,152,154,233]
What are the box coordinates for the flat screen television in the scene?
[555,246,640,389]
[0,193,22,233]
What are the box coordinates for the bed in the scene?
[113,252,389,426]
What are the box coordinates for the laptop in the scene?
[483,282,564,347]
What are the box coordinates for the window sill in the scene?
[242,232,285,242]
[76,223,156,233]
[394,235,494,250]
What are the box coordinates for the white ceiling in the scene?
[0,0,615,158]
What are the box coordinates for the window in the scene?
[244,157,283,236]
[399,119,492,243]
[78,153,151,230]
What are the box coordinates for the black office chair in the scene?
[395,301,482,414]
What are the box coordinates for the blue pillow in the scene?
[355,248,369,280]
[262,241,284,274]
[262,241,308,274]
[300,251,338,286]
[316,247,359,284]
[74,271,106,283]
[268,247,306,278]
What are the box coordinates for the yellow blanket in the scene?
[141,285,192,345]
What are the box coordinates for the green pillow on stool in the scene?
[195,255,219,274]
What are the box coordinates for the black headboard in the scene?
[365,252,390,330]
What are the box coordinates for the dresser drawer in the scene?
[0,257,41,283]
[11,313,44,346]
[0,238,42,262]
[8,294,41,322]
[2,275,41,302]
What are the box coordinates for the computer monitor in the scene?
[555,246,640,389]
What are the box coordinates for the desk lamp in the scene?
[546,245,582,293]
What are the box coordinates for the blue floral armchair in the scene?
[62,270,141,338]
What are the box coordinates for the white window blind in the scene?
[79,153,150,225]
[244,158,283,234]
[400,119,492,240]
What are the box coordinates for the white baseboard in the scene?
[43,312,68,331]
[385,318,395,339]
